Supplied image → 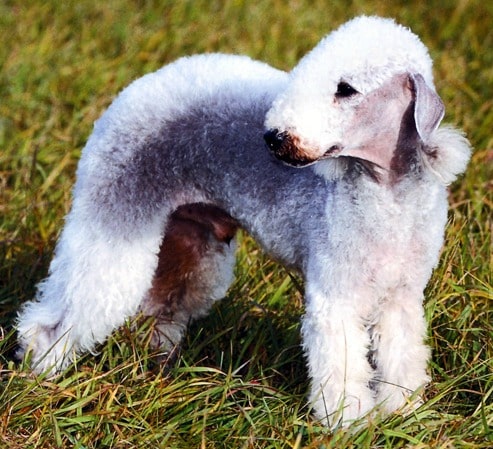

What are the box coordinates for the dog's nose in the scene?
[264,129,285,152]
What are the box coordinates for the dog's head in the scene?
[264,16,456,179]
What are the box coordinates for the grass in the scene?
[0,0,491,447]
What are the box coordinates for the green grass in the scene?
[1,0,492,447]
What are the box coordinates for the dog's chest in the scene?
[328,179,446,291]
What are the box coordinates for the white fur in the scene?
[423,125,471,185]
[265,16,435,157]
[17,16,470,428]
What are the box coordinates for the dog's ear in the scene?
[336,73,445,173]
[410,73,444,144]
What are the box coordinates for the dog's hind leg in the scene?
[16,205,165,375]
[139,203,239,363]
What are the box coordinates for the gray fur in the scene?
[84,96,329,268]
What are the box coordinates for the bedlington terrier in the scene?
[17,16,470,427]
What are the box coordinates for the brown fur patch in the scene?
[271,132,319,167]
[146,203,239,312]
[171,203,239,244]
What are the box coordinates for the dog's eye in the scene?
[335,81,359,98]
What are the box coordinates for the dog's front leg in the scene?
[372,288,430,414]
[301,282,376,428]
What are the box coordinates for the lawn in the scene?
[0,0,491,447]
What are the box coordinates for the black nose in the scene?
[263,129,285,152]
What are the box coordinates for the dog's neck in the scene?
[312,153,424,186]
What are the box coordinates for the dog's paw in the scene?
[17,321,74,376]
[376,381,427,415]
[311,387,376,429]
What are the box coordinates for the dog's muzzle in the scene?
[264,129,344,167]
[264,129,315,167]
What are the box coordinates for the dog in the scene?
[17,16,470,427]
